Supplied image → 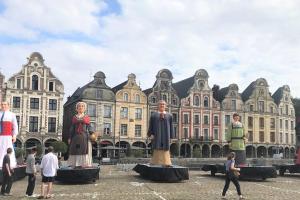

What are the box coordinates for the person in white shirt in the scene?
[38,146,58,199]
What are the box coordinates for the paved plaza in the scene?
[2,165,300,200]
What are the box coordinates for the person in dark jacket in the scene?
[1,148,14,196]
[148,100,175,166]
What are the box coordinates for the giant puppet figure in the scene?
[68,102,95,167]
[0,101,18,169]
[226,113,247,166]
[148,100,175,166]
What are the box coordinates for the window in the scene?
[135,94,140,103]
[248,131,253,142]
[204,115,209,125]
[204,129,209,141]
[135,108,142,119]
[270,132,275,143]
[123,93,129,101]
[87,104,96,117]
[30,98,39,109]
[183,127,188,138]
[239,116,242,123]
[258,101,264,112]
[280,108,283,115]
[194,114,200,124]
[280,119,283,129]
[285,105,289,115]
[135,125,142,137]
[194,96,200,106]
[213,129,219,140]
[280,132,283,143]
[285,133,288,144]
[104,123,111,135]
[32,75,39,90]
[213,116,219,125]
[104,105,112,118]
[151,97,156,104]
[270,106,274,113]
[96,89,102,99]
[120,107,128,119]
[29,116,38,132]
[249,105,254,112]
[183,114,189,124]
[291,134,294,144]
[270,118,275,129]
[162,94,167,102]
[121,124,128,136]
[173,126,177,138]
[172,113,177,123]
[16,79,21,89]
[194,128,199,139]
[291,121,294,130]
[48,117,56,132]
[231,100,236,111]
[90,122,96,130]
[49,81,54,91]
[49,99,57,110]
[259,117,264,129]
[172,99,177,105]
[248,116,253,128]
[204,96,209,107]
[16,116,20,129]
[225,115,231,126]
[285,120,288,129]
[259,131,264,142]
[13,97,21,108]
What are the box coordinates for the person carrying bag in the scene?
[222,152,244,199]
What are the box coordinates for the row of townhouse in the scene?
[0,52,296,158]
[63,68,296,159]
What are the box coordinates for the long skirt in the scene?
[68,141,92,167]
[0,136,17,169]
[150,150,172,166]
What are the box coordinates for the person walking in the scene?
[25,147,37,197]
[1,148,14,196]
[222,152,244,199]
[38,146,58,199]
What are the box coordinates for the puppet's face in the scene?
[158,102,166,112]
[76,103,86,114]
[1,102,9,111]
[233,115,240,122]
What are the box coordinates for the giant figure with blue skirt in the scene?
[226,113,247,166]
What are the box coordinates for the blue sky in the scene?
[0,0,299,99]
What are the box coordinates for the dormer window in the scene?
[32,75,39,90]
[204,96,209,107]
[123,93,129,101]
[49,81,54,91]
[194,95,200,106]
[16,78,22,89]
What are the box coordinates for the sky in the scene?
[0,0,299,100]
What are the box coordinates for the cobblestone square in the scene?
[2,165,300,200]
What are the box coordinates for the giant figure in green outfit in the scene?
[226,113,247,166]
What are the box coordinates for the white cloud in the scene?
[1,0,300,100]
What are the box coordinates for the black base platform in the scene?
[0,165,26,184]
[274,164,300,176]
[55,166,100,183]
[202,164,277,180]
[133,164,189,182]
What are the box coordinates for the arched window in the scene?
[194,95,200,106]
[32,75,39,90]
[123,93,129,101]
[204,96,209,107]
[135,94,140,103]
[162,94,167,102]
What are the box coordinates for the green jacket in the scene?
[226,123,245,150]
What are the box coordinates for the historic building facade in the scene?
[144,69,180,154]
[0,72,5,101]
[63,71,115,157]
[4,52,64,149]
[113,74,148,152]
[172,69,221,158]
